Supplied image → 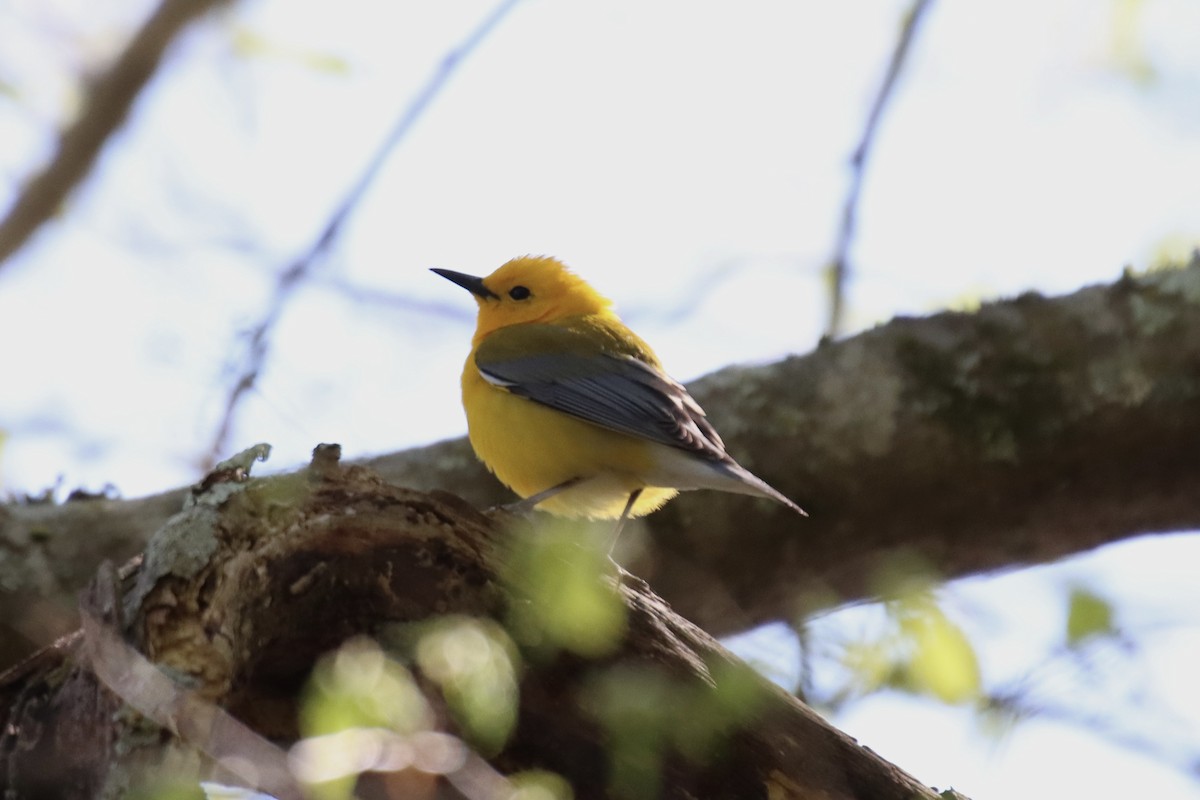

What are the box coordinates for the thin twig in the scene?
[984,689,1200,778]
[825,0,934,338]
[0,0,234,268]
[979,627,1200,778]
[204,0,523,468]
[316,274,476,321]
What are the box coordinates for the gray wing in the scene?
[475,337,728,461]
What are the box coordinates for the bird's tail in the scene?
[716,461,807,516]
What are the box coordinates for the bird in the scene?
[432,256,806,539]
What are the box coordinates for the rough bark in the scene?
[3,260,1199,659]
[0,448,955,800]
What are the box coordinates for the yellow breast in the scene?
[460,357,677,519]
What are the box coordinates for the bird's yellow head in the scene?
[433,256,613,343]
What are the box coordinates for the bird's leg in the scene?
[493,476,583,515]
[608,488,643,555]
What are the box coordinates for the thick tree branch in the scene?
[3,260,1199,658]
[0,0,233,267]
[382,260,1200,635]
[0,450,950,799]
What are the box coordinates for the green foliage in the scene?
[503,519,627,658]
[287,518,636,796]
[229,26,350,74]
[839,638,894,695]
[508,770,575,800]
[1108,0,1155,84]
[1066,586,1116,647]
[937,287,992,314]
[1146,233,1200,270]
[128,778,204,800]
[897,597,981,704]
[582,659,768,799]
[296,638,432,799]
[835,584,982,707]
[675,659,769,760]
[582,665,672,797]
[415,616,520,755]
[300,637,432,737]
[866,556,982,705]
[293,621,525,795]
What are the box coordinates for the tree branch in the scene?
[0,0,233,268]
[826,0,934,337]
[4,259,1200,660]
[204,0,523,468]
[206,256,1200,636]
[1,449,950,798]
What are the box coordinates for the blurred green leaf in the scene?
[1108,0,1155,84]
[1066,586,1115,647]
[855,558,983,705]
[582,658,769,798]
[508,770,575,800]
[839,639,894,695]
[582,665,673,800]
[674,659,768,761]
[129,777,204,800]
[416,616,520,755]
[1147,233,1200,270]
[871,549,939,600]
[296,638,434,799]
[938,286,992,314]
[504,519,627,658]
[229,26,350,75]
[300,637,432,737]
[898,599,981,704]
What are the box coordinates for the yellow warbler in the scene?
[433,256,805,530]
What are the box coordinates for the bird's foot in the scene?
[486,497,541,517]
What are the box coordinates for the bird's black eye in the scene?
[508,285,531,301]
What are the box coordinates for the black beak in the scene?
[431,268,499,300]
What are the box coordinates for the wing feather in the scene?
[475,322,728,460]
